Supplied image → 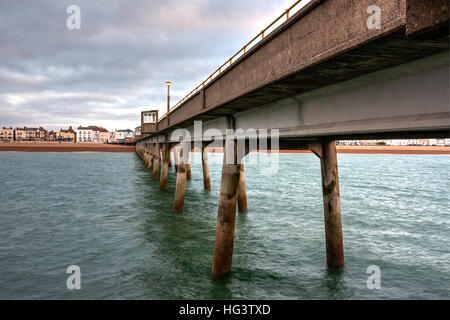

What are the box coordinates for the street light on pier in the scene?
[165,82,172,115]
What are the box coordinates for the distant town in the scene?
[0,126,135,143]
[337,139,450,147]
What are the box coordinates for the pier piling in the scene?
[237,161,247,212]
[320,140,344,268]
[174,147,179,172]
[186,151,192,180]
[202,144,211,190]
[174,144,187,212]
[160,144,169,191]
[152,143,160,180]
[212,141,247,276]
[147,145,154,171]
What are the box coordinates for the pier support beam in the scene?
[320,140,344,268]
[160,144,169,191]
[237,161,247,212]
[212,140,248,276]
[152,143,160,180]
[174,144,187,212]
[201,144,211,190]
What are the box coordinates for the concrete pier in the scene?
[237,161,247,212]
[160,144,169,191]
[201,144,211,190]
[134,0,448,277]
[320,140,344,268]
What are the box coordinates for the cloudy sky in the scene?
[0,0,310,131]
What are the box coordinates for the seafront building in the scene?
[106,129,135,143]
[14,127,48,141]
[112,129,134,142]
[0,127,14,142]
[56,127,76,141]
[76,126,95,142]
[48,130,56,141]
[338,139,450,147]
[0,125,139,143]
[76,126,106,143]
[98,127,110,143]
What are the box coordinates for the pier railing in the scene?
[160,0,305,121]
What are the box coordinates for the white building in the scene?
[110,129,134,142]
[76,126,101,143]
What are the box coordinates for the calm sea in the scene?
[0,151,448,299]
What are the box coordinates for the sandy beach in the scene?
[0,142,135,153]
[0,142,449,154]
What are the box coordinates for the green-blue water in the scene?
[0,151,448,299]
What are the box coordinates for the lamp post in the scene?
[166,81,171,115]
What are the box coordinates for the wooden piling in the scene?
[160,144,169,191]
[174,146,187,212]
[152,143,160,180]
[202,144,211,190]
[212,143,242,276]
[320,140,344,268]
[237,161,248,212]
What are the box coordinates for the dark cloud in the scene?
[0,0,304,130]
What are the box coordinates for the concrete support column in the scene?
[320,140,344,268]
[174,147,179,172]
[144,151,152,171]
[237,161,248,212]
[168,148,173,167]
[186,150,192,180]
[146,145,153,171]
[212,143,242,276]
[174,145,187,212]
[142,149,147,166]
[152,143,160,180]
[202,144,211,190]
[160,144,169,191]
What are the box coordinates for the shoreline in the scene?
[0,142,135,153]
[0,143,449,155]
[203,146,450,155]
